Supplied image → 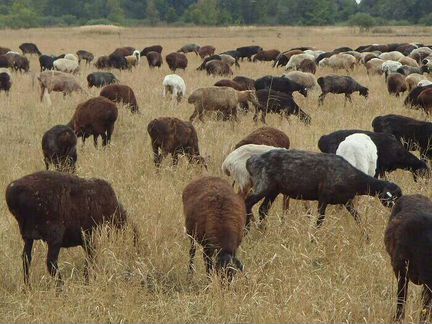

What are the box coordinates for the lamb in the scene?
[76,50,94,65]
[379,51,404,61]
[384,194,432,322]
[405,73,429,91]
[100,84,139,113]
[146,51,162,68]
[166,52,188,72]
[298,59,317,74]
[319,53,356,73]
[285,53,315,70]
[140,45,163,57]
[253,49,280,62]
[283,71,318,90]
[147,117,206,168]
[198,45,216,59]
[244,149,402,232]
[255,75,308,97]
[37,71,82,105]
[254,89,311,125]
[205,60,233,76]
[162,74,186,103]
[53,58,79,74]
[125,50,140,69]
[372,114,432,160]
[5,171,128,285]
[318,129,429,179]
[183,176,245,280]
[0,70,11,93]
[67,96,118,146]
[365,58,385,75]
[336,133,377,176]
[177,44,200,55]
[386,73,407,97]
[188,87,259,122]
[317,75,368,106]
[19,42,41,55]
[87,72,119,88]
[41,125,77,172]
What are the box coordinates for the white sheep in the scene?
[64,53,78,62]
[304,49,325,59]
[365,58,385,75]
[319,53,356,72]
[283,71,318,90]
[336,133,378,177]
[409,47,432,59]
[53,58,80,74]
[418,79,432,87]
[381,60,403,75]
[162,74,186,102]
[345,51,362,64]
[222,144,287,197]
[379,51,404,61]
[285,53,315,70]
[219,54,237,67]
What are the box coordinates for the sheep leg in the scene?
[188,239,196,275]
[189,109,198,122]
[22,238,34,286]
[316,200,328,228]
[203,246,215,275]
[46,242,62,284]
[82,237,95,284]
[172,149,181,166]
[282,195,290,212]
[152,143,163,167]
[40,86,46,102]
[345,200,369,241]
[93,135,99,147]
[245,192,268,229]
[44,157,50,170]
[258,192,278,222]
[318,93,326,106]
[421,286,432,323]
[395,265,409,322]
[231,107,239,122]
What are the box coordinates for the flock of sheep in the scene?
[2,40,432,322]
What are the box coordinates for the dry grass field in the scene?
[0,25,432,323]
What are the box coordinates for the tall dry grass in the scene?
[0,26,431,323]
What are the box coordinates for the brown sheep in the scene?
[188,86,258,122]
[37,71,83,104]
[298,58,317,74]
[95,56,110,69]
[387,73,407,97]
[147,117,206,168]
[253,49,281,62]
[5,171,128,285]
[405,74,429,91]
[205,60,233,76]
[183,176,246,280]
[110,46,135,57]
[68,96,118,146]
[198,45,216,59]
[418,88,432,114]
[214,79,244,91]
[146,51,162,68]
[233,76,255,90]
[0,46,11,55]
[166,52,188,72]
[42,125,77,173]
[100,84,139,113]
[384,194,432,322]
[273,49,303,68]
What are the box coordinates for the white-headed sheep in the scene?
[162,74,186,103]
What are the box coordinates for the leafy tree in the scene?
[348,12,376,31]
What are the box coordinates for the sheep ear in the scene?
[386,192,393,199]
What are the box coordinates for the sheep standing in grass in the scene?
[387,73,407,96]
[42,125,77,172]
[319,53,356,73]
[162,74,186,103]
[285,53,315,70]
[382,60,403,78]
[405,73,428,91]
[0,69,11,93]
[283,71,318,91]
[317,75,368,106]
[336,133,377,177]
[125,50,140,69]
[365,58,385,75]
[37,71,82,105]
[54,56,79,74]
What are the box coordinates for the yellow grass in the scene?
[0,26,432,323]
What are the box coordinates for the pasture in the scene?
[0,25,432,323]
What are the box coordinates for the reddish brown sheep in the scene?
[68,96,118,147]
[166,52,188,72]
[418,88,432,114]
[214,79,244,91]
[42,125,77,172]
[253,49,280,62]
[205,60,233,77]
[298,58,317,74]
[147,117,206,168]
[233,76,255,90]
[100,84,139,113]
[110,46,135,57]
[5,171,128,285]
[198,45,216,59]
[387,73,407,97]
[146,51,162,68]
[183,176,246,280]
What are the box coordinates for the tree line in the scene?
[1,0,432,29]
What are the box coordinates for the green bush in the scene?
[348,12,376,32]
[419,13,432,26]
[85,18,114,25]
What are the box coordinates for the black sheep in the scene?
[19,42,41,55]
[255,75,308,97]
[0,71,11,93]
[317,75,368,106]
[236,46,263,61]
[87,72,119,88]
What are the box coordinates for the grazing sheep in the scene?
[39,54,64,72]
[188,87,258,122]
[273,49,303,68]
[317,75,368,106]
[67,96,118,146]
[197,55,239,71]
[177,44,200,55]
[384,194,432,322]
[42,125,77,172]
[418,80,432,87]
[54,58,79,74]
[254,89,311,125]
[100,84,139,113]
[110,46,135,57]
[387,73,407,96]
[409,47,432,62]
[64,53,78,62]
[372,114,432,160]
[214,79,244,91]
[253,49,280,62]
[205,60,233,76]
[76,50,94,65]
[379,51,404,61]
[244,149,402,231]
[361,52,380,64]
[336,133,377,176]
[0,55,12,69]
[236,45,263,61]
[255,75,308,97]
[147,117,205,167]
[183,176,245,279]
[19,42,41,55]
[285,53,315,70]
[198,45,216,59]
[398,56,419,67]
[5,171,128,285]
[396,65,428,76]
[365,58,385,75]
[233,76,255,90]
[417,88,432,114]
[87,72,118,88]
[404,84,432,107]
[405,73,428,91]
[283,71,318,90]
[319,53,356,73]
[166,52,188,72]
[146,51,163,68]
[235,127,290,149]
[140,45,163,57]
[318,129,429,179]
[107,54,128,70]
[5,53,30,72]
[304,49,326,59]
[0,46,10,55]
[37,71,82,105]
[382,60,403,77]
[162,74,186,102]
[0,70,11,93]
[345,51,363,63]
[94,56,110,69]
[298,59,317,74]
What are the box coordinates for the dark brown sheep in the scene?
[418,88,432,114]
[384,194,432,322]
[205,60,233,76]
[253,49,280,62]
[233,76,255,90]
[298,58,317,74]
[0,46,11,55]
[19,43,41,55]
[147,117,206,168]
[68,96,118,147]
[76,50,94,65]
[95,56,110,69]
[42,125,77,172]
[110,46,135,57]
[100,84,139,113]
[235,127,290,150]
[5,171,128,285]
[140,45,162,57]
[214,79,244,91]
[387,73,407,97]
[0,71,11,93]
[183,176,246,280]
[198,45,216,59]
[146,51,162,68]
[273,49,303,68]
[165,52,188,72]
